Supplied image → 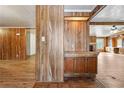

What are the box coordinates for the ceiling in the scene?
[0,5,96,28]
[0,5,124,37]
[64,5,96,12]
[91,5,124,22]
[90,25,124,37]
[90,5,124,37]
[0,5,35,28]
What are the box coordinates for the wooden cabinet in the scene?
[64,58,74,73]
[64,57,97,77]
[87,57,97,73]
[75,57,86,73]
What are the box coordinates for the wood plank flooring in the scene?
[0,56,35,88]
[34,77,105,88]
[97,52,124,88]
[1,52,124,88]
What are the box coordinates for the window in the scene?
[96,38,104,49]
[117,38,122,48]
[108,39,112,47]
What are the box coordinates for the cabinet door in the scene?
[64,57,74,74]
[75,57,87,73]
[87,57,97,73]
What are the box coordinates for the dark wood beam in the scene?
[88,5,106,21]
[90,22,124,25]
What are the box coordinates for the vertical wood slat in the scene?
[36,5,64,82]
[64,21,76,51]
[64,21,89,52]
[0,28,27,60]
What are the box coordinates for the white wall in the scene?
[26,29,36,56]
[117,38,123,48]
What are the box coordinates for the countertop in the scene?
[64,51,99,57]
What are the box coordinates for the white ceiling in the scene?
[90,25,124,37]
[90,5,124,37]
[0,5,35,28]
[64,5,96,12]
[91,5,124,22]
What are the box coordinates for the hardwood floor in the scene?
[97,52,124,88]
[1,52,124,88]
[34,77,105,88]
[0,56,35,88]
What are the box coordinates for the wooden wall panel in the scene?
[64,21,89,52]
[0,32,2,59]
[64,12,90,17]
[0,28,26,60]
[36,5,64,82]
[75,22,88,51]
[20,28,26,60]
[112,38,117,47]
[64,21,76,51]
[104,37,109,47]
[90,36,96,43]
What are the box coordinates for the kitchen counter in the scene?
[64,51,99,57]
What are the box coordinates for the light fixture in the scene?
[110,25,119,34]
[64,17,89,21]
[111,25,117,30]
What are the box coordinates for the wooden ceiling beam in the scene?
[90,22,124,25]
[88,5,106,21]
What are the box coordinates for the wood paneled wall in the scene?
[64,12,90,17]
[36,5,64,82]
[64,21,89,52]
[104,37,109,47]
[0,28,26,60]
[112,38,117,47]
[90,36,96,43]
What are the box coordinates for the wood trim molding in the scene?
[90,22,124,25]
[88,5,106,21]
[64,12,91,17]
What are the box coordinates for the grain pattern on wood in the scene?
[90,36,96,43]
[87,57,97,73]
[64,21,89,52]
[64,58,74,73]
[75,22,88,51]
[64,21,76,51]
[36,5,64,82]
[64,12,90,17]
[64,57,97,75]
[75,57,86,73]
[0,28,27,60]
[112,38,117,47]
